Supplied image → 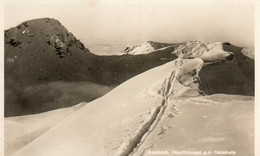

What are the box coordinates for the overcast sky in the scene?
[4,1,255,48]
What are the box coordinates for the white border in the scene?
[0,2,4,156]
[255,4,259,156]
[0,1,258,156]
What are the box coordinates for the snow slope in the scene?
[5,42,254,156]
[5,103,85,156]
[133,94,254,156]
[8,57,206,156]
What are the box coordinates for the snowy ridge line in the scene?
[116,67,177,156]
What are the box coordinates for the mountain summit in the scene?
[5,18,90,57]
[5,18,94,85]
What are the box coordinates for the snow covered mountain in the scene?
[121,41,175,55]
[122,40,254,60]
[5,46,254,155]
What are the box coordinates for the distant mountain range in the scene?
[4,18,254,116]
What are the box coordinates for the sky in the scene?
[3,1,256,50]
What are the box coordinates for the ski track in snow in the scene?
[117,64,181,156]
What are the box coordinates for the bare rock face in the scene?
[5,18,92,84]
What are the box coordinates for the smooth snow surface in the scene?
[5,103,85,156]
[133,95,254,156]
[8,58,206,156]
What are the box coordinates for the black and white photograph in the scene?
[0,0,259,156]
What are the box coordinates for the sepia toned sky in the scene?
[4,1,255,49]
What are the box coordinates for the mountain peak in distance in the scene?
[121,41,176,55]
[5,17,90,59]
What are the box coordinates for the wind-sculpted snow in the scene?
[7,52,247,156]
[157,58,204,98]
[172,41,235,62]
